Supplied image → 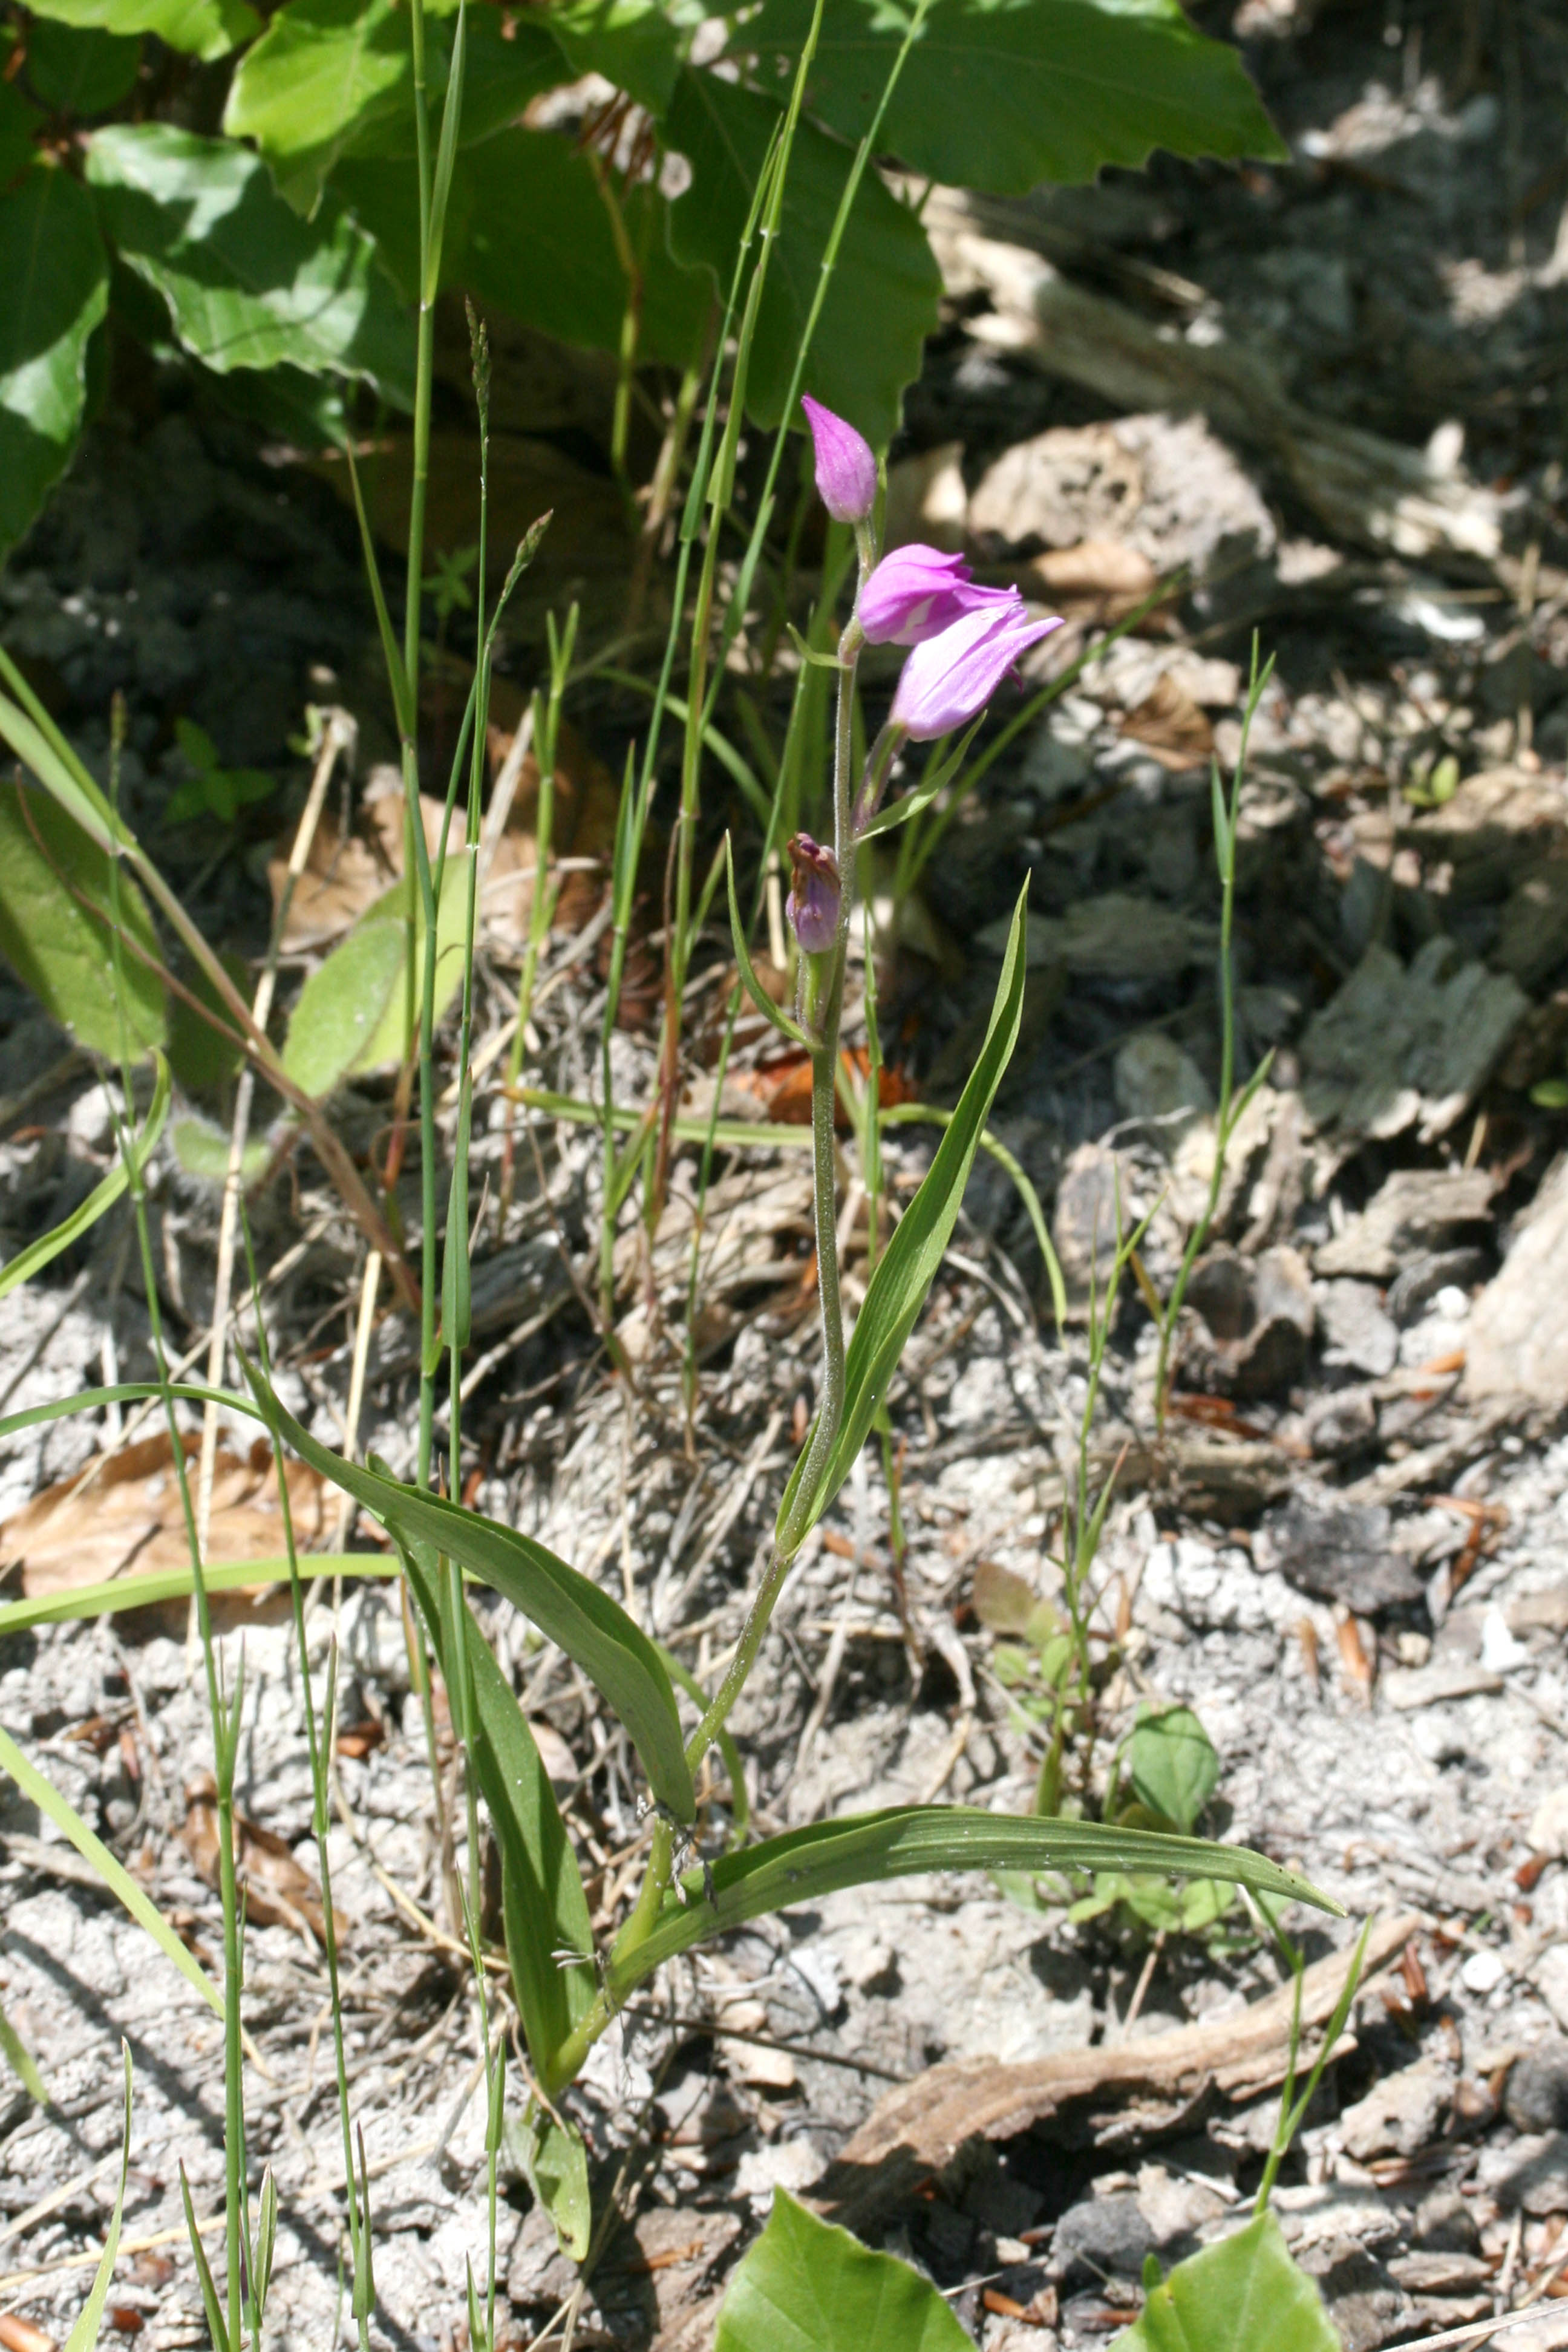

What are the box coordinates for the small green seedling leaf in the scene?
[512,2100,590,2263]
[1114,2209,1338,2351]
[65,2042,132,2352]
[1123,1704,1221,1837]
[179,2164,229,2352]
[0,2000,46,2105]
[716,2190,971,2352]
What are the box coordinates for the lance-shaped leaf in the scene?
[0,163,109,560]
[0,779,166,1056]
[0,1051,170,1301]
[777,880,1029,1552]
[85,124,413,401]
[281,853,472,1099]
[398,1538,594,2080]
[734,0,1285,194]
[250,1379,696,1821]
[608,1806,1336,1999]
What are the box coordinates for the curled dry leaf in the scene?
[181,1774,345,1943]
[0,1430,328,1609]
[1117,670,1215,769]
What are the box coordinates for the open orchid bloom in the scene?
[801,395,878,527]
[889,603,1063,743]
[858,543,1027,647]
[785,832,842,954]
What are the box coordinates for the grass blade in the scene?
[64,2044,132,2352]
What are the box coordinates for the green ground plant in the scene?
[0,0,1346,2345]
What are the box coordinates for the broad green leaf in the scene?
[0,1051,170,1302]
[511,2100,590,2262]
[0,779,166,1056]
[0,77,42,186]
[0,163,108,558]
[64,2044,132,2352]
[27,0,256,64]
[224,0,564,212]
[25,21,140,112]
[0,2001,46,2104]
[444,128,710,365]
[0,1718,223,2017]
[665,67,939,446]
[716,2192,970,2352]
[0,1552,371,1635]
[546,0,680,114]
[169,1120,270,1185]
[247,1378,697,1823]
[607,1805,1336,1999]
[735,0,1287,194]
[1117,2210,1338,2351]
[1124,1704,1221,1837]
[280,852,472,1097]
[398,1537,595,2082]
[85,124,413,402]
[777,882,1028,1552]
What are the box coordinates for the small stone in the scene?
[1316,1279,1399,1377]
[1047,2193,1155,2285]
[1505,2042,1568,2134]
[1297,2237,1411,2352]
[1460,1948,1507,1996]
[1486,2131,1568,2215]
[1113,1032,1214,1142]
[1258,1490,1425,1610]
[1468,1154,1568,1405]
[1537,1945,1568,2034]
[1410,2185,1479,2253]
[1338,2056,1452,2160]
[1529,1791,1568,1860]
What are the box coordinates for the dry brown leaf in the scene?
[0,1431,328,1602]
[1030,538,1158,603]
[182,1776,345,1943]
[1119,672,1215,769]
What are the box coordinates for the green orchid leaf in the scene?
[244,1374,696,1823]
[665,67,939,446]
[509,2099,590,2263]
[0,779,165,1056]
[397,1537,595,2082]
[716,2192,971,2352]
[734,0,1287,194]
[0,163,108,558]
[777,881,1028,1553]
[86,123,413,401]
[607,1805,1336,1999]
[1116,2210,1338,2351]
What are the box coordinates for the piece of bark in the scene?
[1258,1491,1425,1610]
[1466,1155,1568,1405]
[1316,1169,1495,1281]
[809,1919,1417,2235]
[1300,941,1526,1143]
[921,194,1507,573]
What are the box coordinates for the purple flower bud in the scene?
[889,604,1063,742]
[801,395,877,526]
[858,544,1027,647]
[785,832,841,955]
